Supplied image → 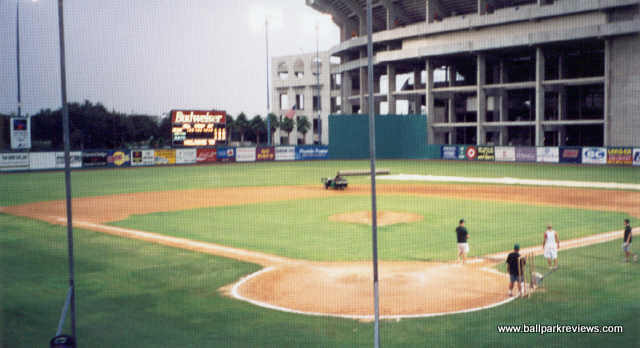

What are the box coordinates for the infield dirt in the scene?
[2,183,638,318]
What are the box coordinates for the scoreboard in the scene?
[171,110,227,147]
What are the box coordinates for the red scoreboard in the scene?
[171,110,227,147]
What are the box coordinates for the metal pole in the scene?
[265,18,270,145]
[16,0,21,118]
[57,0,76,340]
[316,24,320,144]
[366,1,380,347]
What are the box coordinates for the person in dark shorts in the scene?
[506,244,525,297]
[623,219,637,262]
[456,219,469,264]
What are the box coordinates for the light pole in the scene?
[16,0,21,119]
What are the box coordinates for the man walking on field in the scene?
[456,219,469,264]
[542,225,559,269]
[623,219,638,263]
[506,244,525,297]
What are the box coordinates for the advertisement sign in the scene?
[581,147,607,165]
[607,147,633,165]
[0,152,29,171]
[256,147,275,161]
[55,152,82,168]
[634,148,640,166]
[107,150,131,167]
[196,148,217,163]
[176,148,197,164]
[131,149,155,166]
[465,146,477,160]
[495,146,516,162]
[216,147,236,162]
[559,147,582,163]
[154,149,176,165]
[275,146,295,161]
[10,117,31,149]
[29,152,57,170]
[82,151,109,168]
[536,147,559,163]
[515,147,537,162]
[295,146,329,160]
[441,146,457,160]
[236,147,256,162]
[477,146,495,161]
[171,110,226,147]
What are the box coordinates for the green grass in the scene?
[2,213,638,347]
[1,159,638,206]
[110,195,634,262]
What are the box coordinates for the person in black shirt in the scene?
[456,219,469,264]
[623,219,637,262]
[506,244,525,297]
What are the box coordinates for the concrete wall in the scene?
[609,34,640,146]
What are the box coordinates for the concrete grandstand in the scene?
[306,0,640,147]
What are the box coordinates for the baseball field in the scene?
[1,160,639,347]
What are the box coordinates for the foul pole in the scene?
[265,17,271,145]
[366,0,381,347]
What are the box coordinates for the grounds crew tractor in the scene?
[322,169,391,190]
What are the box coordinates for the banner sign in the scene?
[634,148,640,166]
[216,147,236,162]
[29,152,56,170]
[607,147,633,165]
[0,152,29,171]
[154,149,176,165]
[131,149,155,166]
[296,146,329,160]
[256,147,275,161]
[176,148,197,164]
[536,147,559,163]
[477,146,495,161]
[82,151,109,168]
[441,146,458,160]
[275,146,295,161]
[559,147,582,163]
[55,152,82,168]
[581,147,607,165]
[196,148,217,163]
[495,146,516,162]
[515,147,537,162]
[464,146,477,160]
[107,150,131,167]
[10,117,31,149]
[236,147,256,162]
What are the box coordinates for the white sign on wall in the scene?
[10,117,31,150]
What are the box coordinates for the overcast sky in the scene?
[0,0,340,118]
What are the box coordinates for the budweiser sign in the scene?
[171,110,226,124]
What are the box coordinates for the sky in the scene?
[0,0,340,118]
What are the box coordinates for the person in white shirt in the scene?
[542,225,559,269]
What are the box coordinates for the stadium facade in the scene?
[306,0,640,147]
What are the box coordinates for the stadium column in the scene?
[499,59,508,145]
[360,49,367,114]
[535,47,545,146]
[387,64,396,114]
[477,53,487,145]
[425,58,435,142]
[557,54,567,145]
[414,69,422,114]
[604,38,611,146]
[343,70,353,114]
[304,85,314,144]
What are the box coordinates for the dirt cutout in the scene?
[329,210,423,226]
[2,183,639,319]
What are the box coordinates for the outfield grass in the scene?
[110,195,634,261]
[1,213,638,347]
[1,159,638,206]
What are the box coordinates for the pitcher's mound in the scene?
[329,211,423,227]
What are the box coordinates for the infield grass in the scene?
[1,213,638,347]
[110,195,633,262]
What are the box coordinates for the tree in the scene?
[234,112,250,143]
[280,116,294,145]
[249,115,267,145]
[266,113,279,145]
[225,115,234,143]
[296,115,310,145]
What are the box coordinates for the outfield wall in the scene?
[1,145,638,172]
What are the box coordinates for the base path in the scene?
[2,183,638,319]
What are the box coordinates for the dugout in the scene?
[328,114,430,159]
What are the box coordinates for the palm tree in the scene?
[235,112,250,144]
[280,117,294,145]
[296,115,311,145]
[225,115,234,143]
[266,113,279,145]
[249,115,267,144]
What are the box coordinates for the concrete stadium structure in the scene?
[307,0,640,147]
[271,52,340,145]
